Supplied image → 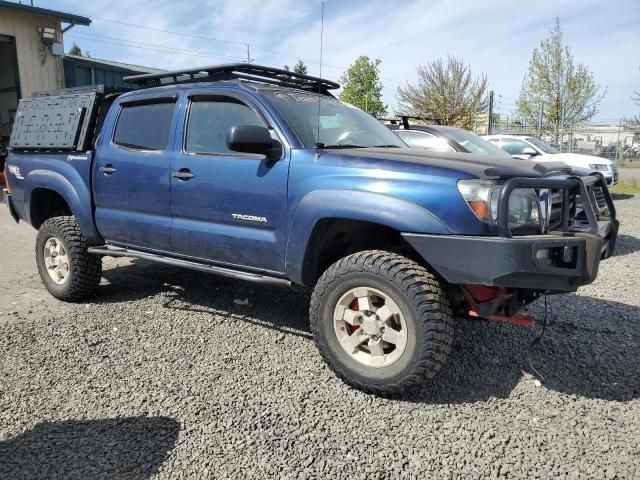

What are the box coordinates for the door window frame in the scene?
[180,90,287,160]
[110,94,178,153]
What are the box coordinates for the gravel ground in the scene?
[1,195,639,479]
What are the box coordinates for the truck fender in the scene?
[24,169,102,243]
[284,189,452,285]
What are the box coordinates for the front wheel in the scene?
[35,216,102,301]
[310,250,454,396]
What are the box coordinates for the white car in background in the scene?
[483,135,618,186]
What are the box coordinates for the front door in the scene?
[170,93,289,273]
[93,97,177,251]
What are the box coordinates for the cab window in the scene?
[113,101,176,151]
[186,97,266,155]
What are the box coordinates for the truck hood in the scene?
[328,147,575,179]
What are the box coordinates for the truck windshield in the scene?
[442,128,511,157]
[263,89,405,149]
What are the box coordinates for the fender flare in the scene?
[24,169,102,243]
[284,189,452,285]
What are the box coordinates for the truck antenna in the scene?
[315,1,325,148]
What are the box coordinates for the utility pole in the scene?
[616,118,623,163]
[537,105,543,138]
[246,44,252,63]
[487,90,494,135]
[569,121,574,152]
[559,106,565,152]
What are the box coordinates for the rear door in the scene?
[170,91,289,272]
[93,95,178,251]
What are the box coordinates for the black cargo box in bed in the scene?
[9,85,129,152]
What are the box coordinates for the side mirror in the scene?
[522,147,538,156]
[227,125,282,159]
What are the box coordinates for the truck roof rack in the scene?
[379,115,443,128]
[124,63,340,93]
[29,84,132,98]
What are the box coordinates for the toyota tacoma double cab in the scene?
[3,64,618,396]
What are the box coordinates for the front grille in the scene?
[499,174,614,239]
[538,181,607,234]
[593,186,607,211]
[547,189,564,231]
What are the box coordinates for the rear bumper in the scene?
[403,225,617,292]
[3,190,20,223]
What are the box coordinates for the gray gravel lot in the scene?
[1,195,639,479]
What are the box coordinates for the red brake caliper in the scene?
[349,298,360,334]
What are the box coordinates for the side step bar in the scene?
[87,245,291,287]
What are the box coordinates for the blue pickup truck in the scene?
[3,64,618,395]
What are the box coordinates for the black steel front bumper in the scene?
[403,174,619,292]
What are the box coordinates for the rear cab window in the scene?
[113,100,176,151]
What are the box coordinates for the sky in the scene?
[44,0,640,123]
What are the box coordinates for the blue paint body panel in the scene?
[4,81,506,286]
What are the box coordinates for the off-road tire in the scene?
[310,250,454,396]
[35,216,102,301]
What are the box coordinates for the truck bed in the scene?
[5,150,100,243]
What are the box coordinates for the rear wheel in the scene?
[310,250,454,396]
[35,216,102,301]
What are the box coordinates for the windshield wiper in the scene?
[371,144,402,148]
[318,144,366,149]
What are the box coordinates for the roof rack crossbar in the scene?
[124,63,340,92]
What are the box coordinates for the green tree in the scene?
[516,18,605,143]
[397,56,488,129]
[293,60,308,75]
[339,56,387,117]
[68,42,83,56]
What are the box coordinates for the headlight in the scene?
[588,164,609,171]
[457,179,542,232]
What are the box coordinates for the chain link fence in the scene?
[489,119,640,163]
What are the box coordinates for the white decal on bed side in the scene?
[8,165,24,180]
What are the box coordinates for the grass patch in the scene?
[617,160,640,168]
[611,178,640,195]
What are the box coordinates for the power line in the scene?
[63,8,405,86]
[66,33,401,99]
[89,15,247,48]
[66,34,246,62]
[68,32,246,61]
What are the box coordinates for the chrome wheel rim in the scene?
[43,237,70,285]
[333,287,408,368]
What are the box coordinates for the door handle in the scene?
[99,164,116,174]
[172,169,195,180]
